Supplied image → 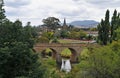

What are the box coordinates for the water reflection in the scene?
[61,58,71,73]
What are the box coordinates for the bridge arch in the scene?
[68,48,78,63]
[41,48,57,59]
[34,43,89,63]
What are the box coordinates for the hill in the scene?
[70,20,99,28]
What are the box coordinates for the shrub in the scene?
[37,37,49,43]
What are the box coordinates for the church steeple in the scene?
[63,18,66,26]
[63,18,68,29]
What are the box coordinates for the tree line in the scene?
[98,9,120,45]
[0,1,46,78]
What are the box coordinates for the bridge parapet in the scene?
[34,43,88,47]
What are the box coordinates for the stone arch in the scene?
[41,48,57,59]
[68,48,78,63]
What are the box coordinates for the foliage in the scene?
[115,27,120,40]
[80,48,89,60]
[86,34,93,40]
[0,8,45,78]
[60,30,69,38]
[0,0,6,25]
[44,48,52,55]
[42,31,54,41]
[45,57,57,67]
[40,56,61,78]
[0,42,45,78]
[90,28,97,31]
[68,31,79,39]
[51,37,59,43]
[42,17,61,30]
[111,9,119,41]
[98,10,110,45]
[43,69,61,78]
[79,30,87,39]
[76,41,120,78]
[98,9,120,45]
[68,31,87,39]
[37,36,49,43]
[61,48,72,58]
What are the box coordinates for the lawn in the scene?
[58,39,89,43]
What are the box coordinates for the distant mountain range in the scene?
[69,20,99,28]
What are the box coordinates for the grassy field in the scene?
[58,39,90,43]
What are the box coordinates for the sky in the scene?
[4,0,120,26]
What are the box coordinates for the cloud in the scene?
[73,0,120,8]
[5,0,30,7]
[4,0,120,25]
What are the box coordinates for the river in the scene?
[61,58,71,73]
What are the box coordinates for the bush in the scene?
[51,37,59,43]
[37,37,49,43]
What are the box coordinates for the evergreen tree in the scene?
[111,9,118,41]
[0,0,46,77]
[98,10,110,45]
[115,27,120,40]
[0,0,5,25]
[97,19,104,44]
[0,19,46,78]
[118,13,120,27]
[104,9,110,45]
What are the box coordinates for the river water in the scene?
[61,58,71,73]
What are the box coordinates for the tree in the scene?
[115,27,120,40]
[0,0,5,25]
[43,31,54,40]
[42,17,61,30]
[104,9,110,45]
[77,41,120,78]
[98,19,104,44]
[60,30,69,38]
[97,10,110,45]
[22,22,38,48]
[68,31,79,39]
[0,19,46,78]
[0,19,13,47]
[0,42,43,78]
[68,25,74,30]
[0,1,46,77]
[78,30,86,40]
[111,9,118,41]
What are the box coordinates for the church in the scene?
[62,18,68,30]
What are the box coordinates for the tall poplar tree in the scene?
[98,10,110,45]
[118,13,120,27]
[104,9,110,45]
[98,19,104,44]
[111,9,118,41]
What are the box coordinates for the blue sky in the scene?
[4,0,120,25]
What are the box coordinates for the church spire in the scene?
[63,18,68,29]
[63,18,66,26]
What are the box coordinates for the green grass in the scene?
[58,39,82,43]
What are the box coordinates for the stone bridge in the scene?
[34,43,89,63]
